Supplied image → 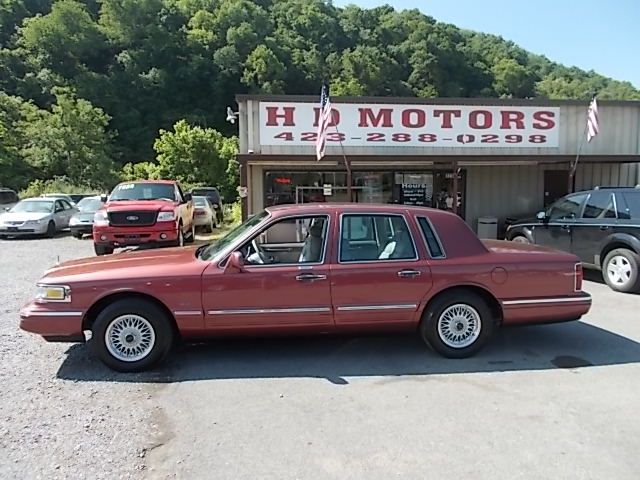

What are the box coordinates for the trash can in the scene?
[477,216,498,239]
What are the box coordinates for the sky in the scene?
[334,0,640,88]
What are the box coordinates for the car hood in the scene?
[41,245,205,283]
[506,215,539,226]
[103,199,177,212]
[0,212,50,222]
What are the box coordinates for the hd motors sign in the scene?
[258,102,560,148]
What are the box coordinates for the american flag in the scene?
[316,83,331,161]
[586,96,599,142]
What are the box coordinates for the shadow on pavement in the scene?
[57,320,640,385]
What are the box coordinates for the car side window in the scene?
[618,192,640,220]
[582,192,616,219]
[548,193,587,221]
[416,216,445,258]
[175,185,184,203]
[340,214,416,262]
[61,200,73,210]
[54,200,64,212]
[241,215,329,266]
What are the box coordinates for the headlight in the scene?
[25,219,44,225]
[94,210,109,226]
[157,211,176,221]
[212,204,219,209]
[69,217,80,226]
[36,284,71,303]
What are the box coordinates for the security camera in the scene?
[226,106,238,124]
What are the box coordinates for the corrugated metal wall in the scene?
[465,163,640,233]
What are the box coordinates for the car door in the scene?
[331,212,433,327]
[571,191,617,265]
[53,200,67,228]
[61,200,75,227]
[534,193,588,252]
[201,213,334,331]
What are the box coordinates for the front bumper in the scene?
[93,223,178,247]
[19,301,85,342]
[70,224,93,235]
[0,223,48,235]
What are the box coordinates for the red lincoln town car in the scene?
[20,203,592,372]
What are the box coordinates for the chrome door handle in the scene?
[295,273,327,282]
[599,225,610,230]
[397,269,421,278]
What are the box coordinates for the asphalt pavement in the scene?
[1,233,639,480]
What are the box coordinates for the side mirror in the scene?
[100,194,108,202]
[183,193,192,203]
[224,251,245,274]
[536,211,547,221]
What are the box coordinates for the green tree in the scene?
[153,119,238,199]
[20,88,117,188]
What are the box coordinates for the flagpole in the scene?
[568,120,589,194]
[568,94,597,194]
[330,114,353,203]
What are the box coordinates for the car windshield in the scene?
[198,210,269,261]
[10,200,54,213]
[109,183,176,202]
[76,197,103,212]
[193,188,220,202]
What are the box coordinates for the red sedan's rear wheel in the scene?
[91,298,174,372]
[419,290,495,358]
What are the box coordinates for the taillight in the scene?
[574,262,583,292]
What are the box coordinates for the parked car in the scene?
[191,187,224,224]
[192,195,217,232]
[20,203,591,372]
[69,193,98,204]
[92,179,195,256]
[505,185,640,293]
[0,188,19,211]
[69,196,105,239]
[0,197,77,238]
[41,193,77,206]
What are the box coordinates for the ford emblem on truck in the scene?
[126,215,139,221]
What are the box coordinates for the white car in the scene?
[41,193,77,206]
[192,195,216,232]
[0,197,78,238]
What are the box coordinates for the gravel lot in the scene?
[1,233,640,479]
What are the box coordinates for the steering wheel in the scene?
[249,238,268,264]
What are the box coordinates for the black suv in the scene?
[191,187,224,224]
[505,186,640,293]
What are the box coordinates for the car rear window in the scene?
[417,217,445,258]
[619,192,640,219]
[193,189,220,202]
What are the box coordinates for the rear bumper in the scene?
[93,223,178,247]
[19,301,85,341]
[500,292,592,326]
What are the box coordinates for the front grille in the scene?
[6,221,23,226]
[108,211,157,226]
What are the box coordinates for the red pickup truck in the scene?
[92,180,195,255]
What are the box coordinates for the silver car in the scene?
[0,197,78,238]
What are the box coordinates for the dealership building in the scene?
[234,95,640,236]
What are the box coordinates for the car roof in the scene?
[24,197,54,202]
[264,202,456,219]
[117,180,177,185]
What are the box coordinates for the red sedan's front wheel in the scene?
[419,290,495,359]
[91,298,174,372]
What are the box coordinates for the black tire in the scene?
[419,290,495,358]
[511,234,531,244]
[94,243,114,256]
[91,298,174,372]
[602,248,640,293]
[45,221,56,238]
[0,234,6,240]
[72,233,83,239]
[185,222,195,244]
